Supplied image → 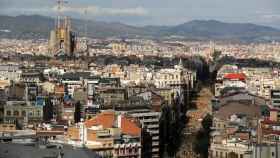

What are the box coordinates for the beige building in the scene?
[110,42,128,52]
[3,101,43,125]
[209,141,252,158]
[98,88,126,105]
[154,88,173,104]
[154,60,195,89]
[0,123,16,131]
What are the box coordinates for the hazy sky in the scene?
[1,0,280,27]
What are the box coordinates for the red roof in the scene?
[55,85,65,94]
[263,129,280,135]
[84,111,141,136]
[224,73,246,81]
[261,118,280,125]
[121,116,141,136]
[85,111,115,128]
[270,108,279,112]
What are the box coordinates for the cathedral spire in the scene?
[179,58,183,66]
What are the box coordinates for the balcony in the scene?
[152,136,159,140]
[152,142,159,146]
[147,124,159,129]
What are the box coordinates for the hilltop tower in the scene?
[48,0,76,57]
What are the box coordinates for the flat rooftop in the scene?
[0,143,100,158]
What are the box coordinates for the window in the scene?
[272,152,275,157]
[22,111,26,117]
[37,110,41,116]
[273,100,280,104]
[6,111,11,116]
[240,154,243,158]
[13,111,19,116]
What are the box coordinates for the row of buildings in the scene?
[210,64,280,158]
[215,65,280,99]
[0,59,196,158]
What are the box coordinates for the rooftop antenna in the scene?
[56,0,68,28]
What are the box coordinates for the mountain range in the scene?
[1,15,280,42]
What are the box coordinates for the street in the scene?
[177,86,213,158]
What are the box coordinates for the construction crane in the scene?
[84,8,89,57]
[84,9,88,39]
[56,0,68,28]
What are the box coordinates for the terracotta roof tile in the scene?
[84,111,141,137]
[85,111,115,128]
[121,116,141,136]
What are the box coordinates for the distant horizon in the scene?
[1,13,280,30]
[1,0,280,28]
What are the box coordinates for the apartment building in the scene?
[0,64,22,82]
[127,109,161,158]
[3,101,43,125]
[67,111,142,158]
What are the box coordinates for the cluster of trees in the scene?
[214,55,280,72]
[194,114,213,158]
[160,91,189,157]
[212,50,222,62]
[32,55,51,61]
[91,55,206,70]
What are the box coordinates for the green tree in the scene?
[201,114,213,133]
[213,50,222,61]
[194,114,213,158]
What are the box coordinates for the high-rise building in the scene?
[127,109,161,158]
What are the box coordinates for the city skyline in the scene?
[1,0,280,28]
[2,1,280,158]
